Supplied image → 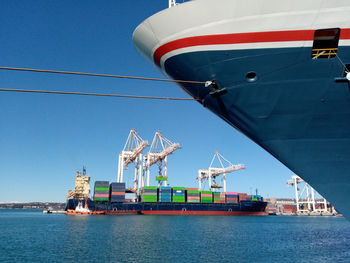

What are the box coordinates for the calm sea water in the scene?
[0,210,349,263]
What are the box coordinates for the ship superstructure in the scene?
[132,0,350,218]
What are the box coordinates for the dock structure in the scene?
[286,175,337,216]
[265,196,337,216]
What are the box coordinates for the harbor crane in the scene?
[197,151,245,192]
[286,175,331,215]
[117,129,149,200]
[142,131,180,188]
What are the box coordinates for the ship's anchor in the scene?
[205,80,227,97]
[334,72,350,82]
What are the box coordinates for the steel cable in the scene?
[0,88,199,101]
[0,66,206,84]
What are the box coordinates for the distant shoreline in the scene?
[0,202,65,210]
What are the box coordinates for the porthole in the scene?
[246,72,257,82]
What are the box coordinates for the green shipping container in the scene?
[172,187,185,190]
[144,186,158,190]
[172,198,185,202]
[142,199,158,202]
[155,176,167,181]
[173,196,185,200]
[95,187,109,191]
[142,197,157,200]
[94,197,109,201]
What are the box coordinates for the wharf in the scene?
[43,210,67,214]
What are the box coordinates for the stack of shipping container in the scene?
[141,186,158,202]
[238,193,248,201]
[186,188,200,203]
[159,186,172,202]
[282,204,297,213]
[213,192,226,203]
[91,182,261,206]
[110,182,125,202]
[226,192,238,203]
[201,191,213,203]
[172,187,185,202]
[94,181,110,201]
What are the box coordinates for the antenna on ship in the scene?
[197,151,245,192]
[142,131,180,188]
[117,129,149,201]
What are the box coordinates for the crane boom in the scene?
[147,143,180,166]
[142,131,180,187]
[210,164,245,177]
[197,151,245,192]
[123,141,149,166]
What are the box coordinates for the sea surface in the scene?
[0,209,349,263]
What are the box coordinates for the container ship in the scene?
[132,0,350,218]
[66,131,267,215]
[66,181,267,216]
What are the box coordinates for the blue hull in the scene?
[163,46,350,217]
[66,199,267,215]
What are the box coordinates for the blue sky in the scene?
[0,0,298,202]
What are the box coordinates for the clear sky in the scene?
[0,0,302,202]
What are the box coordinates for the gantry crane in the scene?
[117,129,149,200]
[197,151,245,192]
[142,131,180,188]
[287,175,330,215]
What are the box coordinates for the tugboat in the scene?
[67,201,104,215]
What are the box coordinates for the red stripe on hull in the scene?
[154,28,350,67]
[141,210,268,216]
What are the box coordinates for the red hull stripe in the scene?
[154,28,350,67]
[141,210,268,216]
